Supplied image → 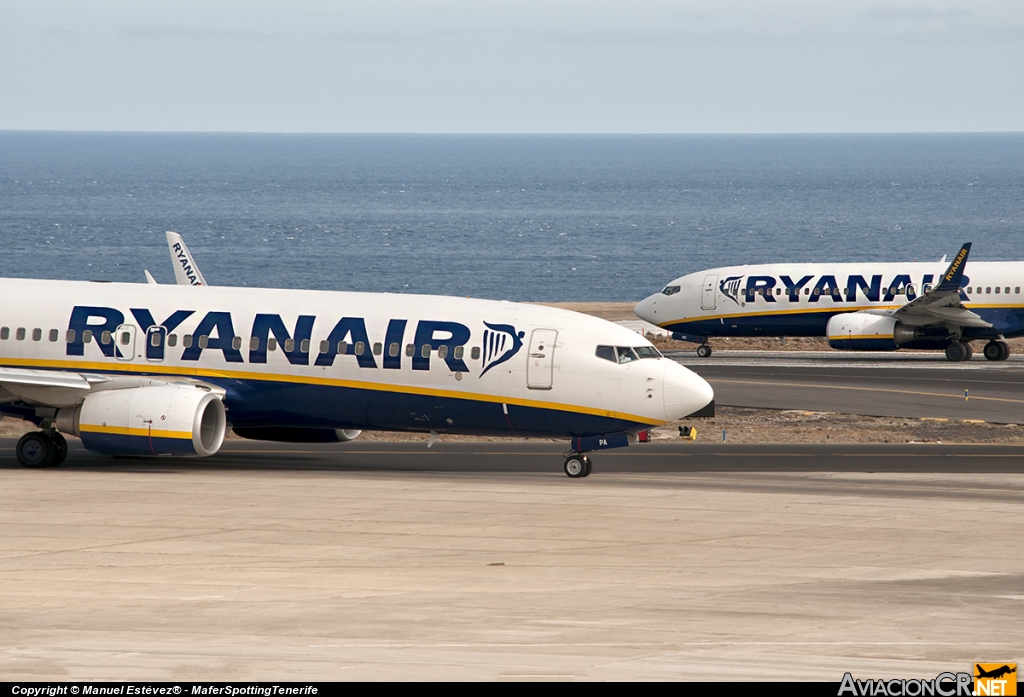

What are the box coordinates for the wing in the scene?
[890,243,991,329]
[0,367,110,409]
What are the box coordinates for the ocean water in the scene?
[1,132,1022,302]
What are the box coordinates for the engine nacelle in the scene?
[232,426,362,443]
[826,312,916,351]
[56,385,226,457]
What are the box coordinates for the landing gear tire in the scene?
[582,455,592,478]
[945,341,971,362]
[983,341,1010,361]
[49,431,68,467]
[696,345,712,358]
[564,454,587,478]
[17,432,54,468]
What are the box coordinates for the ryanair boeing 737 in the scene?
[0,236,714,476]
[636,243,1023,362]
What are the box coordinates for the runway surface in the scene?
[672,350,1024,423]
[2,439,1022,681]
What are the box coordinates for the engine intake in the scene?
[56,385,226,457]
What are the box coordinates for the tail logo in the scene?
[480,322,525,377]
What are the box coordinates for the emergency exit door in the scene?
[526,329,557,390]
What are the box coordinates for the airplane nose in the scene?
[634,294,658,323]
[662,360,714,420]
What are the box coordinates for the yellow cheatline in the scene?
[79,424,194,439]
[827,334,894,341]
[657,302,1024,327]
[0,357,665,427]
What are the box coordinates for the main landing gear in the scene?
[944,341,973,362]
[983,340,1011,362]
[16,430,68,468]
[563,453,592,478]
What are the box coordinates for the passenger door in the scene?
[702,274,718,310]
[115,324,137,362]
[526,329,557,390]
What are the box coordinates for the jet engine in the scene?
[826,312,917,351]
[231,427,362,443]
[55,384,226,457]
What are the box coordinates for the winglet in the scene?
[144,270,158,285]
[166,231,209,286]
[934,243,971,292]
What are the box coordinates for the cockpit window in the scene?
[616,347,639,363]
[597,345,662,363]
[595,345,616,362]
[661,285,681,296]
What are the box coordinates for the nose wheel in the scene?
[696,344,712,358]
[563,454,592,478]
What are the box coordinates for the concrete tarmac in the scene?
[2,439,1022,681]
[673,350,1024,423]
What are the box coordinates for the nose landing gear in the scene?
[16,430,68,468]
[696,344,713,358]
[563,453,592,478]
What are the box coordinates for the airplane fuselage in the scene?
[636,261,1024,343]
[0,278,712,442]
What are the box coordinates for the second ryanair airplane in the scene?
[0,235,713,476]
[636,243,1023,362]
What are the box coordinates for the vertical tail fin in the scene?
[166,231,209,286]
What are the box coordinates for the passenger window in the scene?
[471,347,480,360]
[986,287,991,294]
[995,287,1001,294]
[251,337,261,351]
[966,287,972,293]
[232,336,242,350]
[100,330,111,344]
[1016,287,1021,294]
[355,341,365,355]
[437,345,448,359]
[183,333,193,348]
[454,346,464,359]
[267,338,277,351]
[389,342,400,357]
[150,333,161,347]
[595,345,616,362]
[373,342,382,356]
[406,343,415,357]
[319,340,330,353]
[1005,287,1010,294]
[49,329,59,342]
[0,327,8,340]
[300,339,310,353]
[83,330,93,344]
[16,328,25,340]
[32,328,42,341]
[616,347,639,364]
[284,338,295,352]
[337,341,348,355]
[420,344,430,358]
[198,335,209,349]
[168,334,177,347]
[119,331,130,345]
[803,288,810,295]
[65,329,75,343]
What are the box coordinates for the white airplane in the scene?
[635,243,1022,362]
[0,238,714,477]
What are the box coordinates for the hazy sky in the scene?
[1,1,1022,133]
